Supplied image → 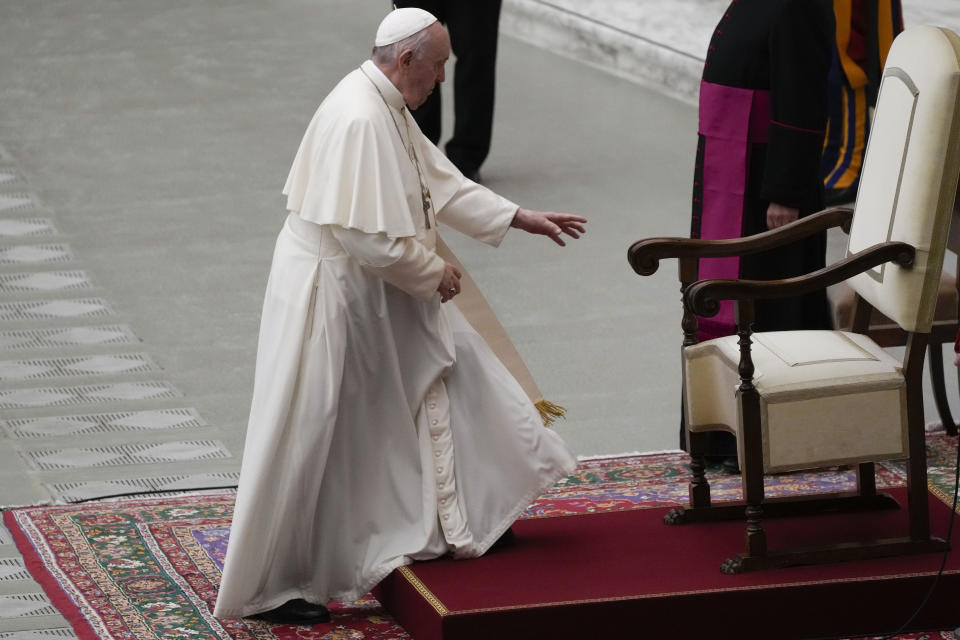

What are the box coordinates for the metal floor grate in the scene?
[22,440,231,470]
[0,218,56,238]
[0,193,35,213]
[0,593,58,618]
[0,325,138,351]
[0,558,31,582]
[0,522,11,545]
[0,271,91,294]
[0,630,79,639]
[0,381,181,409]
[0,169,24,189]
[0,244,73,265]
[2,408,205,439]
[47,471,240,502]
[0,354,159,381]
[0,298,114,321]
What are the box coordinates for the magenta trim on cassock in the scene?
[696,80,770,340]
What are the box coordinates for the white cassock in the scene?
[213,60,577,619]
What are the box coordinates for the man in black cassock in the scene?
[686,0,836,465]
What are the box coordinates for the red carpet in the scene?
[4,442,957,639]
[377,488,960,640]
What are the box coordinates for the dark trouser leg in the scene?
[409,87,442,145]
[443,0,501,173]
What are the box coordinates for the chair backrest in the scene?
[847,26,960,333]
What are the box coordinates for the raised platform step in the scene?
[377,486,960,639]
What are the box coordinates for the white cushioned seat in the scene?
[685,330,907,473]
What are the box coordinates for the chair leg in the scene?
[722,432,767,574]
[928,342,958,436]
[687,430,711,509]
[665,430,713,525]
[856,462,876,496]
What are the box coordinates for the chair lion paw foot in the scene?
[663,508,686,525]
[720,556,744,574]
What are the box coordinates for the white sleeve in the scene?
[436,180,518,247]
[330,226,445,302]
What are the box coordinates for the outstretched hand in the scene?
[511,208,588,246]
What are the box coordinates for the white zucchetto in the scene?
[374,8,438,46]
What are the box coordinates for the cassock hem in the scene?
[324,555,413,605]
[460,452,578,559]
[213,557,413,618]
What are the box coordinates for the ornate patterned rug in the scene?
[4,430,958,640]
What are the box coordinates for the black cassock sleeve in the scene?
[761,0,835,210]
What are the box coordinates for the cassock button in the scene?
[436,467,443,473]
[429,403,436,409]
[434,451,441,457]
[443,514,449,521]
[431,419,438,426]
[432,435,439,441]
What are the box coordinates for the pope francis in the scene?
[213,8,587,625]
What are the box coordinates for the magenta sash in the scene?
[696,80,770,340]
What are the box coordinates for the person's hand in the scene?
[954,350,960,367]
[438,262,462,303]
[766,202,799,229]
[510,208,588,246]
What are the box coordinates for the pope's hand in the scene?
[438,262,462,303]
[511,208,588,246]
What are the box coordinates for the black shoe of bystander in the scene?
[462,168,482,184]
[721,457,740,475]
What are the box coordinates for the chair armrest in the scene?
[685,241,915,317]
[627,207,853,276]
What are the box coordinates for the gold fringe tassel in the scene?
[535,399,566,427]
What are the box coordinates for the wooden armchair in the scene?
[627,25,960,573]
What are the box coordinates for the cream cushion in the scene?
[684,331,907,473]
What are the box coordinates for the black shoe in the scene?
[721,457,740,475]
[490,527,516,551]
[254,599,330,625]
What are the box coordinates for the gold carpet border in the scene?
[398,566,448,616]
[443,568,960,616]
[929,480,960,513]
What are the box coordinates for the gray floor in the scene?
[1,1,959,636]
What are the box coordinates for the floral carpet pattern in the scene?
[4,431,958,640]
